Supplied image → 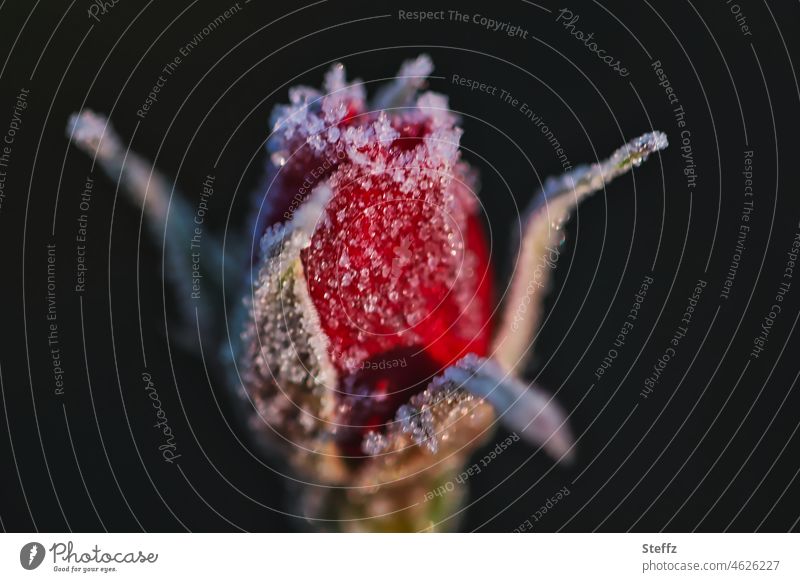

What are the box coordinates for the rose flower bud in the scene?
[67,54,667,531]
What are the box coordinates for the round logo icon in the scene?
[20,542,45,570]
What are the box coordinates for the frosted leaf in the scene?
[492,132,668,373]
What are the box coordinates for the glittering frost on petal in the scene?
[492,132,669,373]
[301,89,487,372]
[238,184,346,481]
[355,357,495,481]
[258,60,490,373]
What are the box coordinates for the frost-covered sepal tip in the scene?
[492,132,668,373]
[444,355,574,463]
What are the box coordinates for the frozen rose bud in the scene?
[67,54,667,532]
[260,61,493,372]
[250,59,493,465]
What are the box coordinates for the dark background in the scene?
[1,0,799,532]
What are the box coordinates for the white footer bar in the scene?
[1,533,797,581]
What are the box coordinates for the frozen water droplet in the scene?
[270,151,288,167]
[406,309,423,326]
[362,431,388,456]
[327,126,340,143]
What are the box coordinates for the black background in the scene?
[1,0,799,532]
